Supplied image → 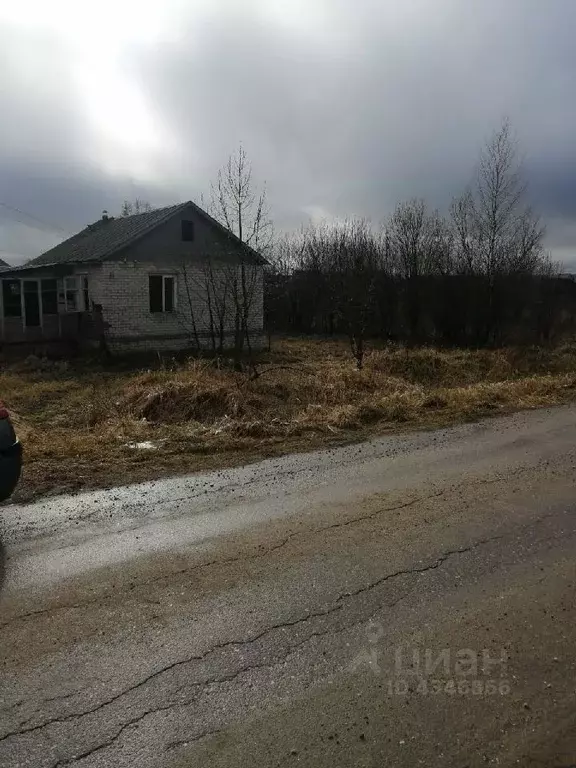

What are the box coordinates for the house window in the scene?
[149,275,176,313]
[64,276,79,312]
[41,279,58,315]
[181,220,195,242]
[2,280,22,317]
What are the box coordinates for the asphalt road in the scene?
[1,406,576,768]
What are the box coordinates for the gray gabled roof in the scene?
[24,201,266,269]
[0,258,8,268]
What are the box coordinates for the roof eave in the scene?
[0,260,101,275]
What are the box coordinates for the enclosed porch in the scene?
[0,267,105,353]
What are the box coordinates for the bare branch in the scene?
[205,144,274,257]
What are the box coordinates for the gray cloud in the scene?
[1,0,576,265]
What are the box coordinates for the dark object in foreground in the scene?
[0,402,22,502]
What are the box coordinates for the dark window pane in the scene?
[181,220,194,242]
[149,275,163,312]
[164,277,174,312]
[23,281,40,327]
[41,279,58,315]
[2,280,22,318]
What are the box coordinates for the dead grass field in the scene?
[3,337,576,502]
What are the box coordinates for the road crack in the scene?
[0,602,343,745]
[0,486,450,628]
[0,522,510,748]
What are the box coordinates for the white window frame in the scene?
[61,275,89,313]
[63,276,80,313]
[150,274,177,313]
[2,276,90,327]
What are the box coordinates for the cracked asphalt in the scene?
[1,406,576,768]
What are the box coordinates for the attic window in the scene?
[181,220,195,242]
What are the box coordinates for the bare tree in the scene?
[386,199,452,341]
[198,258,236,355]
[268,232,303,276]
[206,144,274,256]
[450,190,476,275]
[177,252,261,368]
[264,233,307,340]
[202,260,229,353]
[176,256,237,356]
[301,219,383,369]
[387,199,453,278]
[452,120,546,276]
[199,145,272,366]
[121,199,153,217]
[178,261,203,352]
[450,119,546,343]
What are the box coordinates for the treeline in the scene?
[264,121,575,367]
[266,269,576,350]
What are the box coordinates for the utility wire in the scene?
[0,202,71,235]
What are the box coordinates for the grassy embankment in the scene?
[3,337,576,501]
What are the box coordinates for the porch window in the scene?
[64,276,80,312]
[23,280,41,327]
[149,275,176,313]
[2,280,22,317]
[1,277,90,320]
[41,279,58,315]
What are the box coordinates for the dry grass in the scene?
[4,337,576,502]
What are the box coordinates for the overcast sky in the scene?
[1,0,575,266]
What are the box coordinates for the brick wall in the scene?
[87,261,264,354]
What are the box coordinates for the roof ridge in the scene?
[13,200,266,270]
[25,203,188,267]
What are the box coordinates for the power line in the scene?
[0,202,71,235]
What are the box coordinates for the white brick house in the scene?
[0,202,266,355]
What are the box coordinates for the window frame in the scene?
[2,274,91,327]
[58,275,90,313]
[41,278,59,317]
[149,274,177,314]
[64,276,80,313]
[2,279,23,319]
